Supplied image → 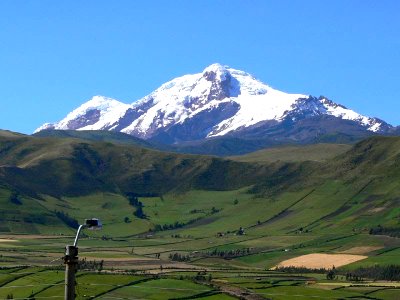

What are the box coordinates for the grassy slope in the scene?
[0,130,25,138]
[229,143,352,163]
[33,129,155,149]
[0,134,280,197]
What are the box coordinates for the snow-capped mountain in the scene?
[36,96,130,132]
[36,63,392,144]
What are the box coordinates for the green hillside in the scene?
[229,143,352,163]
[0,134,280,197]
[33,129,156,149]
[0,134,399,298]
[0,130,25,138]
[0,134,399,239]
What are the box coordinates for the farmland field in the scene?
[0,184,399,299]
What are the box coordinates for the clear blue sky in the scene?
[1,0,399,134]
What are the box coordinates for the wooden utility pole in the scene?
[64,219,102,300]
[64,245,78,300]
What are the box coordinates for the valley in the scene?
[0,131,399,298]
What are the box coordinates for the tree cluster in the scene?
[126,193,147,219]
[201,247,252,259]
[210,207,221,214]
[54,210,79,229]
[133,206,146,219]
[275,266,328,274]
[369,225,400,238]
[77,258,104,271]
[9,191,22,205]
[169,252,190,262]
[326,266,337,280]
[153,216,202,232]
[346,265,400,281]
[194,271,212,282]
[127,194,141,207]
[154,221,187,232]
[345,273,363,281]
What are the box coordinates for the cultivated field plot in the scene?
[274,253,368,269]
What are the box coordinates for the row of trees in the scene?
[154,221,188,231]
[126,193,147,219]
[169,248,253,262]
[190,207,221,215]
[9,191,22,205]
[369,225,400,238]
[54,210,79,229]
[275,266,328,274]
[153,207,223,232]
[77,258,104,271]
[169,253,190,262]
[346,265,400,281]
[277,264,400,281]
[153,214,206,232]
[199,247,252,259]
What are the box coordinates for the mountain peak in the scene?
[202,63,230,81]
[203,63,227,73]
[87,95,117,104]
[34,95,130,133]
